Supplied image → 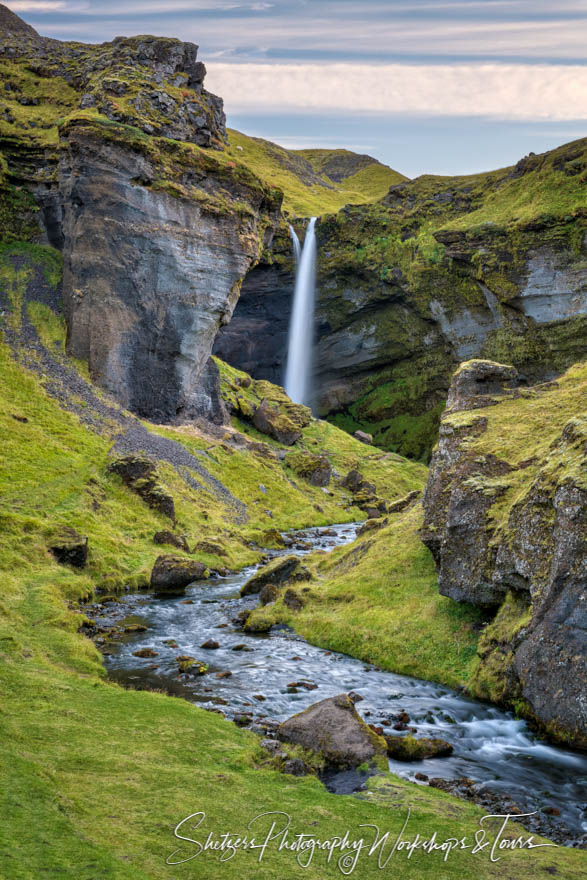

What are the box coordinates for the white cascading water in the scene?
[284,217,317,406]
[289,223,301,264]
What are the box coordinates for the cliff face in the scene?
[421,359,587,747]
[0,5,281,422]
[216,140,586,458]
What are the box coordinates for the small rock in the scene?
[348,691,364,703]
[231,644,252,652]
[216,671,232,679]
[259,583,279,605]
[354,430,373,445]
[260,739,283,755]
[153,530,190,552]
[415,772,429,781]
[49,528,89,569]
[283,588,304,611]
[124,624,148,633]
[283,758,310,776]
[133,648,158,658]
[201,639,220,650]
[253,694,266,702]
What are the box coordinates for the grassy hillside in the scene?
[0,256,583,877]
[226,129,406,216]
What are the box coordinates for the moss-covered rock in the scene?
[252,399,302,445]
[286,450,332,486]
[422,360,587,748]
[385,735,453,761]
[48,526,88,568]
[240,555,310,596]
[277,693,388,769]
[107,455,175,521]
[150,555,208,593]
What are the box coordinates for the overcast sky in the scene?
[8,0,587,177]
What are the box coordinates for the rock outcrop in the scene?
[421,359,587,748]
[277,694,388,769]
[107,455,175,520]
[0,5,282,423]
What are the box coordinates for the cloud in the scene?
[6,1,66,9]
[206,62,587,121]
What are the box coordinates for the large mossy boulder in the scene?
[252,400,302,446]
[385,735,453,761]
[240,555,310,596]
[150,555,208,593]
[286,450,332,487]
[278,694,387,769]
[107,455,175,520]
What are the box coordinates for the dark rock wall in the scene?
[421,360,587,748]
[0,7,282,424]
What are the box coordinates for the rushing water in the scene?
[289,223,301,264]
[97,523,587,846]
[284,217,317,406]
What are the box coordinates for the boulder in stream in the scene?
[277,693,387,769]
[240,555,310,596]
[385,735,453,761]
[150,555,209,593]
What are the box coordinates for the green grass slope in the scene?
[0,240,583,876]
[226,129,406,216]
[0,320,582,880]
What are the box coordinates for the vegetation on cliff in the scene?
[226,129,406,216]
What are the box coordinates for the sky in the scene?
[7,0,587,177]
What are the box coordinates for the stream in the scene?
[92,523,587,847]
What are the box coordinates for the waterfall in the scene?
[284,217,317,406]
[289,224,301,264]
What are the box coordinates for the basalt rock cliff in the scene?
[0,4,281,422]
[421,359,586,748]
[215,141,586,458]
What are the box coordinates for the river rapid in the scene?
[92,523,587,847]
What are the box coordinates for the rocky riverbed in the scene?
[87,523,587,848]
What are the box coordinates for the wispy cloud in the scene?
[10,0,587,62]
[7,1,67,10]
[207,62,587,121]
